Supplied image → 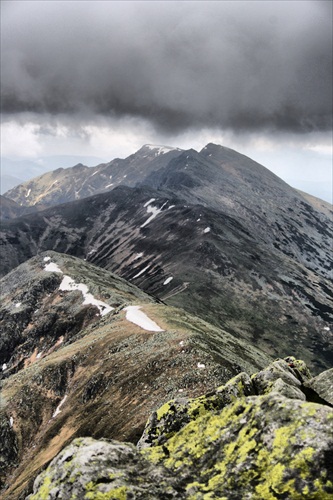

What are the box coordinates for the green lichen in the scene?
[28,475,52,500]
[156,401,173,421]
[143,393,333,498]
[85,481,127,499]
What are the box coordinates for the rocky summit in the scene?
[0,143,332,499]
[27,358,333,499]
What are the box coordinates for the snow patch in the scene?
[134,252,144,260]
[15,302,21,308]
[43,256,51,262]
[124,306,164,332]
[132,265,150,279]
[2,364,7,371]
[163,277,173,285]
[105,183,114,188]
[10,417,14,427]
[91,171,98,176]
[59,276,113,316]
[168,205,175,209]
[145,144,178,155]
[323,326,330,331]
[36,352,42,359]
[44,262,63,273]
[197,362,206,369]
[141,202,165,228]
[144,198,156,207]
[203,227,211,233]
[25,188,31,198]
[52,395,68,418]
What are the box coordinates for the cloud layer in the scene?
[1,1,332,134]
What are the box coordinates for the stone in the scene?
[29,358,333,500]
[305,368,333,406]
[137,372,255,449]
[27,437,181,499]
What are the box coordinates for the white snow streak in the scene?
[134,252,144,260]
[132,265,150,279]
[124,306,164,332]
[105,183,114,188]
[44,262,63,273]
[10,417,14,427]
[59,276,113,316]
[25,189,31,198]
[52,395,68,418]
[163,277,173,285]
[141,201,167,228]
[144,198,156,207]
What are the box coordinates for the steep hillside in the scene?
[0,196,25,220]
[4,144,332,281]
[1,186,332,373]
[0,252,271,499]
[141,144,333,279]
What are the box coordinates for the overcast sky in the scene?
[1,0,332,202]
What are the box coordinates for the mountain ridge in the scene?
[0,142,332,499]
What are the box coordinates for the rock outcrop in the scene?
[27,357,333,499]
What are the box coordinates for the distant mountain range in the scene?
[0,155,107,193]
[0,143,332,498]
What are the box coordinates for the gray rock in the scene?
[137,371,255,449]
[27,437,181,499]
[305,368,333,406]
[27,358,333,499]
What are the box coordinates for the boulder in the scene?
[138,371,254,449]
[27,358,333,499]
[305,368,333,406]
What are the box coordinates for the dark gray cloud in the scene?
[1,0,332,133]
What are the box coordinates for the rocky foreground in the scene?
[27,357,333,499]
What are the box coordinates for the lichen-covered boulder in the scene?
[27,358,333,500]
[27,437,182,499]
[143,392,333,499]
[137,372,254,449]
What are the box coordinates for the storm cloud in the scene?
[1,0,332,134]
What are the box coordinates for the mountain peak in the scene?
[142,144,182,155]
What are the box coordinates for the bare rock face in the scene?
[27,358,333,500]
